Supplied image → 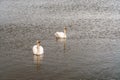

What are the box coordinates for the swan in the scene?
[33,40,44,55]
[55,27,67,39]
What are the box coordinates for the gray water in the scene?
[0,0,120,80]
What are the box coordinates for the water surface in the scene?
[0,0,120,80]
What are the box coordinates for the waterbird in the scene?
[55,27,67,39]
[33,40,44,55]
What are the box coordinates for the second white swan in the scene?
[54,27,67,39]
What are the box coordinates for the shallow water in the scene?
[0,0,120,80]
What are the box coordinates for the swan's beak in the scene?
[37,40,41,43]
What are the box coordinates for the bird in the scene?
[55,27,67,39]
[33,40,44,55]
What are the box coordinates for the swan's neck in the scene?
[64,29,67,35]
[37,44,40,53]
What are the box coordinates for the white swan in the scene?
[55,27,67,39]
[33,40,44,55]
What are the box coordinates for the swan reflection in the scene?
[56,38,66,53]
[33,54,44,71]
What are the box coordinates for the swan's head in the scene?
[64,27,67,31]
[36,40,41,45]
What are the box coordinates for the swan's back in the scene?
[33,45,44,55]
[55,32,66,38]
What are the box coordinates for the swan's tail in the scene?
[54,32,58,37]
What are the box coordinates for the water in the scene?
[0,26,120,80]
[0,0,120,80]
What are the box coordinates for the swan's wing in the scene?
[33,45,44,55]
[55,32,61,37]
[40,46,44,54]
[33,45,37,54]
[55,32,65,38]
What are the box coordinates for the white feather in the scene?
[33,45,44,55]
[55,32,66,39]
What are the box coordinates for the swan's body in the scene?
[55,27,67,39]
[33,40,44,55]
[55,32,66,39]
[33,45,44,55]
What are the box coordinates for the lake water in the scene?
[0,0,120,80]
